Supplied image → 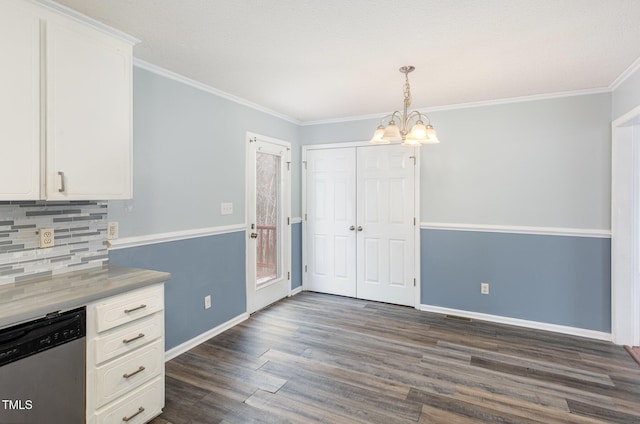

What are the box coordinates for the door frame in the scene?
[301,141,422,309]
[245,131,292,314]
[611,105,640,346]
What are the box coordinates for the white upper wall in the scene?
[613,63,640,120]
[109,66,300,238]
[301,93,612,231]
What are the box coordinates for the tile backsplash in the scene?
[0,201,108,285]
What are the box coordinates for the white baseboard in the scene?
[164,312,250,361]
[420,304,612,342]
[290,286,303,296]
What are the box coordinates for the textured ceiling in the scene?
[51,0,640,123]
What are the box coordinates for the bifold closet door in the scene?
[305,148,357,297]
[305,144,416,306]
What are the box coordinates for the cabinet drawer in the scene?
[95,339,163,408]
[94,284,163,332]
[93,312,162,365]
[95,376,163,424]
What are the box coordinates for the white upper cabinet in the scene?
[0,0,134,201]
[46,16,132,199]
[0,3,41,200]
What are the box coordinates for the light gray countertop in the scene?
[0,265,171,328]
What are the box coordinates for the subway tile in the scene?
[0,201,108,285]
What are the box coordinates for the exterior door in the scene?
[304,144,417,307]
[246,133,291,313]
[305,148,357,297]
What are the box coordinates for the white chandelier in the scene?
[370,66,439,146]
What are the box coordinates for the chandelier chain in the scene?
[403,71,412,109]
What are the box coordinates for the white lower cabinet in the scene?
[96,378,164,424]
[87,284,165,424]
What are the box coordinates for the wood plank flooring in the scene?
[150,292,640,423]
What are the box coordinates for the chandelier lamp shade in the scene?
[370,66,440,146]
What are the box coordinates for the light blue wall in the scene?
[301,93,613,332]
[110,232,246,350]
[292,222,302,289]
[422,229,611,332]
[112,64,620,343]
[613,65,640,120]
[108,67,303,349]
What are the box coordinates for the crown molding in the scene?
[301,87,611,126]
[609,56,640,91]
[32,0,140,45]
[133,59,301,125]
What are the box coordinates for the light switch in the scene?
[220,202,233,215]
[107,222,119,240]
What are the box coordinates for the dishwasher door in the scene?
[0,309,86,424]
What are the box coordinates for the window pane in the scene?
[256,152,280,286]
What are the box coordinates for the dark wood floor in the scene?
[150,292,640,423]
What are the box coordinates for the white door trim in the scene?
[611,105,640,345]
[302,142,422,309]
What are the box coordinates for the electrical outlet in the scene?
[220,202,233,215]
[107,222,119,240]
[481,282,489,295]
[204,295,212,309]
[39,228,54,248]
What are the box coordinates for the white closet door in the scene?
[356,145,416,306]
[305,148,357,297]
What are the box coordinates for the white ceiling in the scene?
[51,0,640,123]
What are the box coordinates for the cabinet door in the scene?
[0,2,41,200]
[46,18,132,200]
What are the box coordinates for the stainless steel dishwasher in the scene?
[0,307,86,424]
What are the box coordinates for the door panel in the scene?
[305,148,357,297]
[356,145,416,306]
[246,136,291,313]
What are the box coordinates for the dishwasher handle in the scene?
[0,329,28,346]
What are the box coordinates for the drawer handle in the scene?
[122,333,145,344]
[58,171,65,193]
[122,406,145,422]
[124,304,147,313]
[122,366,145,379]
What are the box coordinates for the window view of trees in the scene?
[256,152,280,285]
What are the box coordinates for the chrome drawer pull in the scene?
[122,406,144,422]
[124,304,147,313]
[122,333,145,344]
[122,366,145,379]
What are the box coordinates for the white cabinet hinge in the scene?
[303,161,307,169]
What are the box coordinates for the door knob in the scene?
[349,225,355,231]
[357,226,363,231]
[250,232,258,239]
